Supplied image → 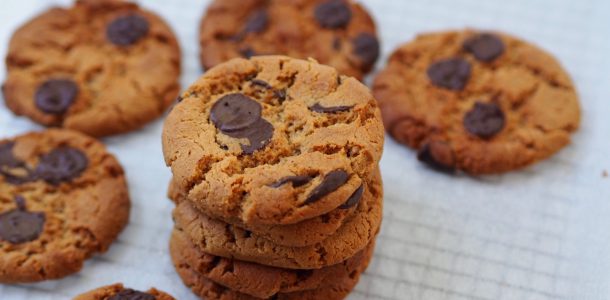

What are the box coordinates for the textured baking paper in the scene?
[1,0,610,299]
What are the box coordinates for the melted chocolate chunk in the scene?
[310,103,353,113]
[244,10,269,34]
[417,142,456,173]
[0,196,45,244]
[463,102,505,139]
[0,142,33,184]
[35,79,78,114]
[240,47,257,58]
[0,142,23,168]
[305,170,349,204]
[108,289,156,300]
[35,147,88,185]
[427,58,471,91]
[236,118,274,154]
[463,33,505,62]
[332,37,342,50]
[211,94,262,132]
[339,184,364,209]
[251,79,272,89]
[352,33,380,70]
[106,15,149,46]
[314,0,352,29]
[274,89,287,101]
[270,175,313,188]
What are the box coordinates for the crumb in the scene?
[603,170,608,178]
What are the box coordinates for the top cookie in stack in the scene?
[162,55,384,299]
[163,55,384,229]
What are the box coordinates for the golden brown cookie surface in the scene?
[199,0,380,79]
[3,0,181,137]
[373,30,581,174]
[0,129,130,283]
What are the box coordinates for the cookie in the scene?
[373,30,581,174]
[171,167,382,269]
[162,55,384,227]
[167,170,372,247]
[174,266,359,300]
[171,230,373,300]
[170,227,374,298]
[0,129,130,283]
[3,0,181,137]
[74,283,175,300]
[199,0,380,80]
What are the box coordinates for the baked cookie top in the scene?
[163,56,384,226]
[3,0,181,137]
[373,30,581,174]
[0,129,130,283]
[199,0,380,79]
[172,168,382,269]
[170,227,374,299]
[74,283,175,300]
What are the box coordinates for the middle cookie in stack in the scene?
[162,55,384,299]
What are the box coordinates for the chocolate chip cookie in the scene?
[74,283,175,300]
[373,30,581,174]
[199,0,380,80]
[162,55,384,226]
[3,0,181,137]
[167,170,371,247]
[170,227,374,298]
[0,129,130,283]
[174,267,361,300]
[172,167,382,269]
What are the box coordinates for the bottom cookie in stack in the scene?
[170,227,375,300]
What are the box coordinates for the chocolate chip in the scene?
[332,37,342,50]
[0,168,33,185]
[305,170,349,204]
[35,79,78,114]
[244,10,269,34]
[240,47,257,58]
[352,33,379,70]
[274,89,287,101]
[417,142,456,173]
[211,94,262,132]
[235,118,274,154]
[339,184,364,209]
[310,103,353,113]
[463,33,505,62]
[427,58,471,91]
[0,142,23,168]
[0,142,33,184]
[296,269,314,281]
[270,175,313,188]
[314,0,352,29]
[35,147,88,185]
[463,102,505,139]
[108,289,155,300]
[251,79,272,89]
[0,196,45,244]
[106,15,149,46]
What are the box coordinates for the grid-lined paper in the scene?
[1,0,610,299]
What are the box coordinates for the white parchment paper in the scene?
[1,0,609,299]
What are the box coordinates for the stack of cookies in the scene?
[162,55,385,299]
